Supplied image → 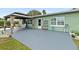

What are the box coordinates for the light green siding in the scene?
[65,13,79,32]
[33,12,79,32]
[42,17,52,30]
[33,18,38,29]
[51,12,79,32]
[42,16,65,31]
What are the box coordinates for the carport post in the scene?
[10,16,15,34]
[32,19,35,29]
[4,18,7,33]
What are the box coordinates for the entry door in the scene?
[38,19,42,29]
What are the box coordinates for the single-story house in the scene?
[4,9,79,33]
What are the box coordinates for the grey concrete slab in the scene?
[12,29,77,50]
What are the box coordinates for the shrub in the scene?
[0,20,4,26]
[75,32,79,36]
[71,33,76,38]
[0,21,10,26]
[14,21,19,24]
[0,20,19,28]
[6,21,10,26]
[71,31,79,36]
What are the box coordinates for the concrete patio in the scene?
[12,29,76,50]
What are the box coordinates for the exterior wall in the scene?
[7,18,20,21]
[27,24,32,28]
[42,16,52,30]
[33,12,79,32]
[27,19,33,29]
[65,12,79,32]
[33,18,38,29]
[33,16,65,31]
[51,12,79,32]
[33,17,51,29]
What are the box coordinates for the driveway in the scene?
[12,29,76,50]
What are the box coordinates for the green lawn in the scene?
[0,37,31,50]
[73,39,79,46]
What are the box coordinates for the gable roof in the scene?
[4,12,32,19]
[4,9,79,19]
[12,12,29,16]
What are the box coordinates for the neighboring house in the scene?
[4,9,79,33]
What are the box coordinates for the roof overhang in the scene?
[32,10,79,18]
[4,10,79,19]
[4,12,32,19]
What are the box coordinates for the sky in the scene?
[0,8,71,18]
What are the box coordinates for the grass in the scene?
[0,37,31,50]
[73,39,79,46]
[73,38,79,49]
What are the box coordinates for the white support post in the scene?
[10,16,15,34]
[32,19,34,29]
[4,18,6,34]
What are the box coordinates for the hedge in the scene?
[0,20,19,27]
[72,31,79,36]
[0,20,4,26]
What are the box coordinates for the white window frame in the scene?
[51,18,56,25]
[50,16,65,27]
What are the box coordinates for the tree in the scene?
[72,8,76,10]
[72,8,79,10]
[27,10,42,16]
[42,10,46,15]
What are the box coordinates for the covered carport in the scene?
[4,12,33,34]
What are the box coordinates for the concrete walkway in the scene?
[12,29,76,50]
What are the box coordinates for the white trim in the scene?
[50,25,65,27]
[37,18,43,29]
[50,16,65,27]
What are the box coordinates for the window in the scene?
[51,18,56,25]
[28,19,32,24]
[57,19,64,25]
[43,20,48,27]
[51,17,65,26]
[43,20,48,25]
